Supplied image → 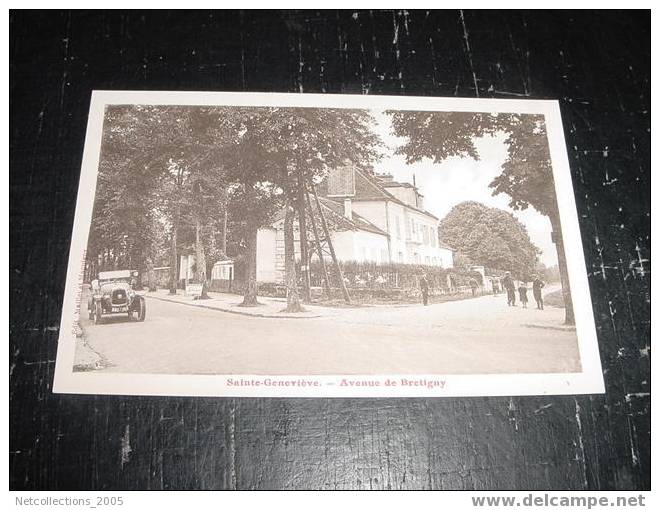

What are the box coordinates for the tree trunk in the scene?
[133,252,145,290]
[296,168,311,303]
[220,188,228,258]
[168,204,179,295]
[194,216,210,299]
[549,211,575,325]
[240,223,259,307]
[146,258,157,292]
[284,202,304,312]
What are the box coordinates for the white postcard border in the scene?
[52,91,605,398]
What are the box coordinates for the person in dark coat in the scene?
[532,275,545,310]
[419,274,429,306]
[518,281,529,308]
[502,272,516,306]
[468,277,479,297]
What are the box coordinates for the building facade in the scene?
[256,164,454,283]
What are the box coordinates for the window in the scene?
[425,256,430,265]
[395,216,401,239]
[398,251,404,262]
[422,225,429,245]
[432,257,437,265]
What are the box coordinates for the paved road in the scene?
[78,289,580,375]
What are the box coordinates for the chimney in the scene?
[343,198,352,219]
[412,174,418,207]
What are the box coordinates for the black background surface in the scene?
[10,10,650,490]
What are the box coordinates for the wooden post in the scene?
[310,183,351,304]
[304,185,332,297]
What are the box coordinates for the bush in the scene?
[307,259,483,290]
[543,289,565,308]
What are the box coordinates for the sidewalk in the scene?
[73,333,108,371]
[144,289,341,319]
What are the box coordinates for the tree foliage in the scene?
[89,105,382,311]
[388,111,556,215]
[388,110,575,324]
[438,201,540,279]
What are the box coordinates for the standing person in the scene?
[518,281,529,309]
[468,277,479,297]
[533,275,545,310]
[502,271,516,306]
[419,274,429,306]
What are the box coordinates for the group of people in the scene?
[500,272,545,310]
[417,272,545,309]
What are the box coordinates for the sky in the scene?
[369,110,558,267]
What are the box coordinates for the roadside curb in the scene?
[73,328,111,371]
[523,323,576,332]
[143,294,326,319]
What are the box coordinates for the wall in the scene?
[351,200,388,232]
[351,230,390,263]
[256,228,278,283]
[437,247,454,269]
[404,208,449,267]
[387,202,408,263]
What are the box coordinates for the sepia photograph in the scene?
[53,91,603,397]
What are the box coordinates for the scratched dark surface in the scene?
[10,10,650,490]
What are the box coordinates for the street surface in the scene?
[77,287,581,375]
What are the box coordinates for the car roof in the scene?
[98,270,133,280]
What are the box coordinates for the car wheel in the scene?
[94,301,103,324]
[137,297,146,322]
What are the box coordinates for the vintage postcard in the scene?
[53,91,604,398]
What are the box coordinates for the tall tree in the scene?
[438,201,541,278]
[226,181,282,307]
[239,107,382,312]
[389,111,575,324]
[87,106,169,281]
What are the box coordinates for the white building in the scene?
[256,164,454,283]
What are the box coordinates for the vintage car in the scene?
[88,270,146,323]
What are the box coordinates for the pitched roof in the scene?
[318,198,388,236]
[269,196,388,237]
[379,180,414,189]
[350,168,439,220]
